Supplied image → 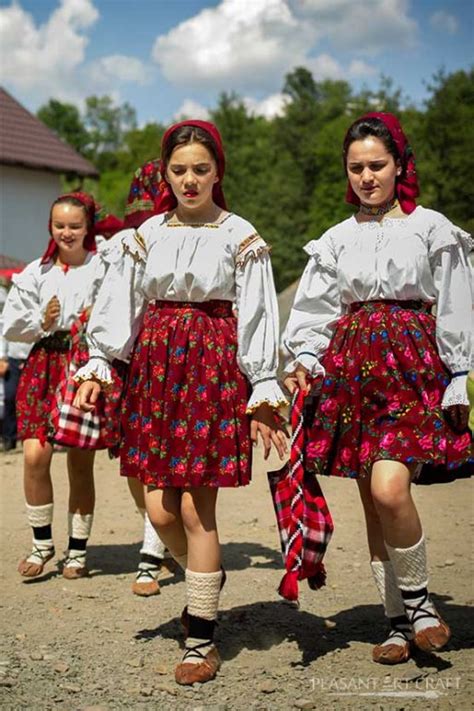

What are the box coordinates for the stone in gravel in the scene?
[127,657,143,668]
[60,682,81,693]
[140,687,154,697]
[0,679,14,687]
[294,700,317,710]
[30,652,43,661]
[323,619,336,629]
[155,682,178,696]
[444,559,455,566]
[258,681,277,694]
[154,663,168,675]
[82,707,109,711]
[15,634,26,641]
[54,661,70,673]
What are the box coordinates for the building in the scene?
[0,88,98,264]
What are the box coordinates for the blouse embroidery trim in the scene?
[164,213,233,229]
[236,233,271,268]
[121,231,147,263]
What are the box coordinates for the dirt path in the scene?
[1,444,472,710]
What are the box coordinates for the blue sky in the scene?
[0,0,472,125]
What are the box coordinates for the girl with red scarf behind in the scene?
[283,113,473,665]
[74,121,288,685]
[3,192,122,581]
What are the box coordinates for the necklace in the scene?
[359,197,398,217]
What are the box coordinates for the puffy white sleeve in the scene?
[74,230,148,386]
[2,264,48,344]
[281,233,342,376]
[429,220,474,408]
[234,234,288,413]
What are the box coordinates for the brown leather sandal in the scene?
[18,545,55,578]
[175,644,221,685]
[405,592,451,652]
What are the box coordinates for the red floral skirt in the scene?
[305,301,473,480]
[120,300,252,488]
[17,331,121,448]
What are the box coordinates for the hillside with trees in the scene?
[37,67,473,291]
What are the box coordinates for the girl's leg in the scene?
[64,448,96,578]
[175,488,222,685]
[371,460,451,653]
[145,486,187,570]
[357,475,412,664]
[128,478,169,597]
[18,439,55,577]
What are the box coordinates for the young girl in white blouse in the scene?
[74,120,288,685]
[3,192,121,581]
[283,112,473,666]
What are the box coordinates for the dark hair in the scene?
[343,117,400,171]
[51,196,91,227]
[161,125,219,167]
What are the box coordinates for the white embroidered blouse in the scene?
[282,207,474,408]
[74,212,287,413]
[3,253,105,344]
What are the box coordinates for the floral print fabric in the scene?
[120,300,252,488]
[17,332,122,447]
[305,301,473,479]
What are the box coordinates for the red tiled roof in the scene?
[0,87,98,178]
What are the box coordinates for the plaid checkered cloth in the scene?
[268,386,334,601]
[50,311,107,449]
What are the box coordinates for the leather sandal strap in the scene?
[404,591,438,624]
[183,641,212,662]
[63,552,85,567]
[27,545,54,564]
[135,566,160,582]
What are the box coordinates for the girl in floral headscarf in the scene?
[283,113,473,665]
[3,192,122,581]
[74,121,288,685]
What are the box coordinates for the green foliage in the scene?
[36,67,473,289]
[37,99,89,155]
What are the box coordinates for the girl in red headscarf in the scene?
[283,113,473,665]
[74,121,288,684]
[3,192,122,581]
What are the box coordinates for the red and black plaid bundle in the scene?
[49,312,122,449]
[268,386,334,602]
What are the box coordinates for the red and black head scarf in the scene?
[344,111,419,214]
[154,119,227,214]
[41,191,123,264]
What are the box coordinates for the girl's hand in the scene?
[250,402,289,460]
[284,365,310,394]
[445,404,469,432]
[42,296,61,331]
[73,381,102,412]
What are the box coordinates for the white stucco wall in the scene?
[0,165,62,262]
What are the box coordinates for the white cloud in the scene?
[152,0,417,91]
[90,55,150,86]
[430,10,458,35]
[348,59,377,77]
[244,92,290,118]
[295,0,418,54]
[173,99,210,121]
[0,0,98,98]
[0,0,149,108]
[152,0,314,91]
[305,53,344,80]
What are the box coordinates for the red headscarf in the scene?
[154,119,227,214]
[41,191,123,264]
[124,159,162,228]
[344,112,419,214]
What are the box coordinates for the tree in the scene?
[37,99,89,155]
[422,68,474,230]
[84,96,137,170]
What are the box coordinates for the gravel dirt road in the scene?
[1,444,472,710]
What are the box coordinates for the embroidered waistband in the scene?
[349,300,431,314]
[150,299,234,318]
[37,331,71,352]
